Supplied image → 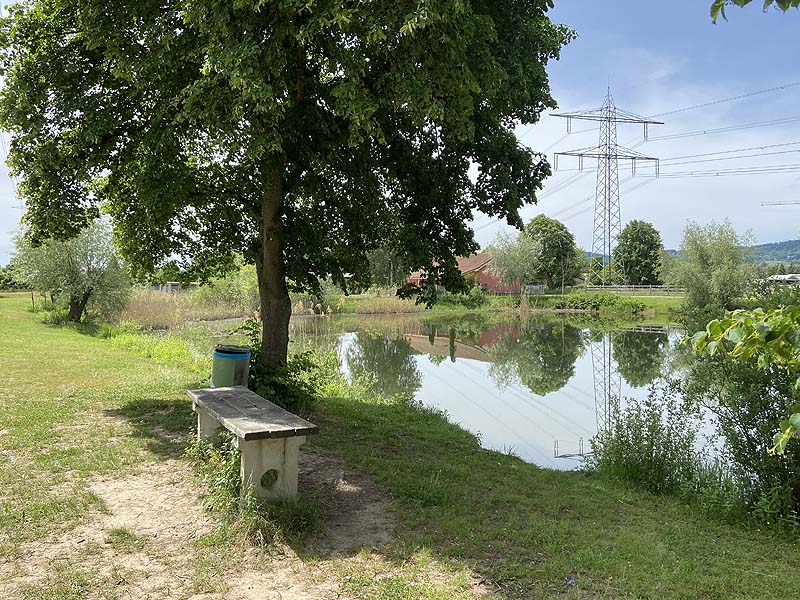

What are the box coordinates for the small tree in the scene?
[367,247,408,290]
[487,230,541,293]
[612,220,664,286]
[12,220,130,321]
[669,220,755,311]
[524,214,583,290]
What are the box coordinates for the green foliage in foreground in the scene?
[711,0,800,22]
[692,305,800,454]
[589,387,753,525]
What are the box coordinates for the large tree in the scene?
[612,220,664,286]
[524,214,583,289]
[0,1,572,366]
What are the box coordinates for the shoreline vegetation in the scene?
[104,287,684,332]
[3,290,800,599]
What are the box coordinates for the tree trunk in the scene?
[256,168,291,367]
[67,290,91,322]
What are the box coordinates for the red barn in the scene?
[407,251,519,294]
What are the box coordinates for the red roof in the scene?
[408,252,492,281]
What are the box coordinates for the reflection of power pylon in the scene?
[591,333,621,433]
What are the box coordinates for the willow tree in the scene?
[0,0,572,366]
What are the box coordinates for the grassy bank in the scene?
[4,291,797,599]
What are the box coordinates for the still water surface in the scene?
[287,313,680,470]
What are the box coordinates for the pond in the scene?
[283,313,683,470]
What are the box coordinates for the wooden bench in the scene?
[187,386,319,502]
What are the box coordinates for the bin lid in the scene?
[214,344,251,359]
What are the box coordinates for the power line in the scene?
[661,148,800,168]
[648,115,800,141]
[660,163,800,178]
[661,140,800,161]
[648,81,800,118]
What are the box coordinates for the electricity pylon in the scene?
[552,89,663,285]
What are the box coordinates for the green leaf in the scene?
[789,412,800,432]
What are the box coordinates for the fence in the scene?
[486,284,686,297]
[583,285,686,296]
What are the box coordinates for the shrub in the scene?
[553,292,644,314]
[682,354,800,526]
[239,319,340,414]
[588,385,701,495]
[433,286,489,309]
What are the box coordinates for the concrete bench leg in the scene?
[238,436,305,503]
[194,405,220,441]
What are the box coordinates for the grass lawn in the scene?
[1,291,798,599]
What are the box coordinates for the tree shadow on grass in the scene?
[105,397,195,459]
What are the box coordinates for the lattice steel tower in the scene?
[552,90,663,285]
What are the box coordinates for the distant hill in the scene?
[749,240,800,263]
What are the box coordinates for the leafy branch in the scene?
[690,306,800,453]
[711,0,800,22]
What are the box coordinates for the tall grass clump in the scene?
[682,353,800,529]
[239,319,341,414]
[589,387,701,495]
[185,433,319,547]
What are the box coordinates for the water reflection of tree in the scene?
[612,330,669,388]
[487,320,586,395]
[345,332,422,398]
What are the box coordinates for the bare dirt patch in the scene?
[0,460,210,599]
[1,450,481,599]
[299,449,395,556]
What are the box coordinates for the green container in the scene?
[211,345,251,388]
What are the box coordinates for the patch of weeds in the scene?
[105,527,147,553]
[185,433,320,548]
[20,560,115,600]
[0,489,106,550]
[335,549,474,600]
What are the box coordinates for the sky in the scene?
[475,0,800,252]
[0,1,799,263]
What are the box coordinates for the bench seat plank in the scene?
[187,386,319,441]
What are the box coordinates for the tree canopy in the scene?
[524,214,583,289]
[487,230,541,291]
[0,0,572,365]
[612,220,664,286]
[669,221,754,311]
